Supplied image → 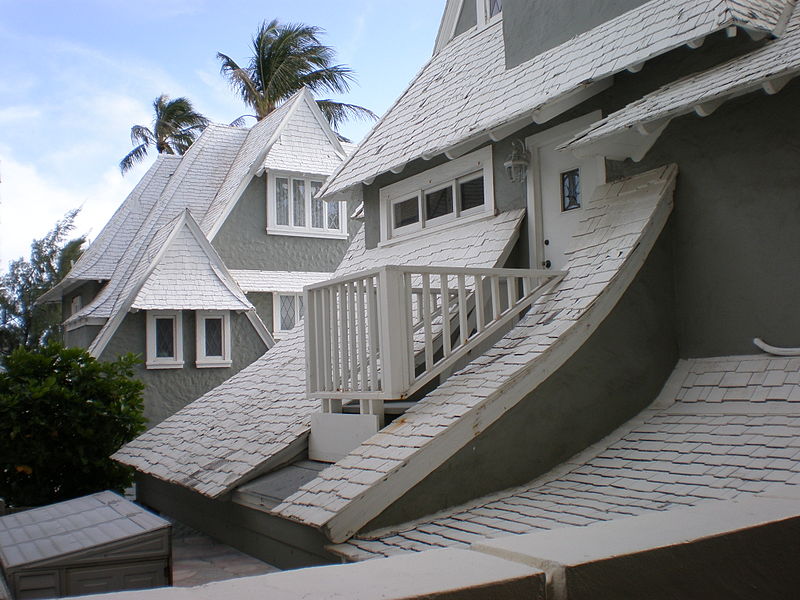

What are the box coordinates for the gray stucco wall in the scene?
[366,230,678,530]
[503,0,650,69]
[453,0,477,37]
[136,473,334,569]
[212,174,360,272]
[100,310,268,426]
[247,292,274,332]
[61,280,104,324]
[64,324,103,349]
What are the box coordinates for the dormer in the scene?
[434,0,503,54]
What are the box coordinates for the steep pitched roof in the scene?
[331,353,800,560]
[320,0,794,198]
[230,270,333,294]
[273,165,678,543]
[114,208,527,498]
[563,4,800,160]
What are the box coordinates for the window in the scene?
[146,311,183,369]
[268,173,346,239]
[488,0,502,18]
[561,168,581,211]
[380,146,494,242]
[196,311,232,368]
[273,293,304,335]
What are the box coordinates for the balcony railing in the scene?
[305,265,565,412]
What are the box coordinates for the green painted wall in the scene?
[100,310,268,426]
[212,174,360,272]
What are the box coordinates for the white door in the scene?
[526,112,604,271]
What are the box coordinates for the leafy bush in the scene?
[0,344,145,508]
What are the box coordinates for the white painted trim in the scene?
[320,165,678,543]
[195,310,232,368]
[379,146,494,243]
[433,0,465,54]
[753,337,800,357]
[146,310,184,369]
[64,316,107,332]
[267,171,347,237]
[477,0,503,29]
[525,111,604,271]
[273,292,304,335]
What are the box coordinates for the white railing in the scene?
[305,265,565,408]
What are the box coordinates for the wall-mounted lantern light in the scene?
[504,139,530,183]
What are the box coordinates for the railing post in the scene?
[377,266,411,399]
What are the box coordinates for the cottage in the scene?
[114,0,800,573]
[39,89,360,425]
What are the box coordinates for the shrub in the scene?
[0,344,145,508]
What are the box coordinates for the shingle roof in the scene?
[0,491,168,569]
[273,165,678,543]
[230,270,333,294]
[330,353,800,560]
[563,4,800,157]
[321,0,793,198]
[114,209,527,498]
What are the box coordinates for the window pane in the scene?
[327,200,340,230]
[293,179,306,227]
[459,176,484,212]
[394,197,419,228]
[280,295,296,330]
[489,0,502,17]
[204,318,223,357]
[298,295,304,321]
[155,318,174,358]
[311,181,324,228]
[276,178,289,225]
[561,169,581,211]
[425,186,454,221]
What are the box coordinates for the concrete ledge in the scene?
[73,548,545,599]
[473,494,800,600]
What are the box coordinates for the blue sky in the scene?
[0,0,445,268]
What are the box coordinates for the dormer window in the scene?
[488,0,502,18]
[196,311,232,368]
[146,311,184,369]
[267,172,347,239]
[380,147,494,243]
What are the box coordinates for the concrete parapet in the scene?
[473,492,800,600]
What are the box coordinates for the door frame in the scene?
[525,111,604,270]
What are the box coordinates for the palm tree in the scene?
[217,20,376,133]
[119,95,209,174]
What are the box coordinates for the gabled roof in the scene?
[114,208,527,498]
[274,165,678,544]
[230,270,333,294]
[331,352,800,560]
[320,0,794,199]
[563,4,800,160]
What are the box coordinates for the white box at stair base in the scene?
[309,413,380,463]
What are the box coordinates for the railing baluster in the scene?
[506,276,516,311]
[457,274,468,348]
[441,274,451,357]
[475,275,485,334]
[367,276,379,390]
[405,272,414,382]
[356,279,367,392]
[348,282,358,391]
[321,287,331,391]
[491,275,501,320]
[422,272,433,371]
[340,284,350,389]
[330,286,340,391]
[305,290,317,394]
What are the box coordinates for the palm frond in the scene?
[119,143,149,174]
[316,100,378,131]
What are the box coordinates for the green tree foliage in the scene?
[218,19,377,133]
[0,210,85,355]
[0,344,145,508]
[119,94,209,174]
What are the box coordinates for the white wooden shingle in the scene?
[230,270,333,294]
[330,353,800,561]
[273,165,678,542]
[321,0,793,199]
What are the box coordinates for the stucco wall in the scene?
[503,0,650,69]
[366,231,678,530]
[60,280,105,323]
[453,0,477,37]
[212,175,360,272]
[64,324,103,349]
[247,292,274,332]
[100,310,268,426]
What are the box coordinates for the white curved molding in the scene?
[753,337,800,357]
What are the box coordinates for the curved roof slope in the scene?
[564,5,800,159]
[274,165,678,544]
[332,353,800,560]
[114,209,527,498]
[320,0,793,198]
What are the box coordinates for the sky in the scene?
[0,0,445,269]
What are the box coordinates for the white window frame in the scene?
[146,310,183,369]
[266,171,347,239]
[272,293,304,336]
[379,146,495,244]
[195,311,232,368]
[478,0,503,28]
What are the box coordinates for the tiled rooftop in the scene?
[321,0,793,198]
[230,270,333,294]
[273,165,677,542]
[330,354,800,560]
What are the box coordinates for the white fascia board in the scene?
[245,308,275,349]
[531,78,614,124]
[571,121,671,162]
[433,0,464,55]
[320,166,678,543]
